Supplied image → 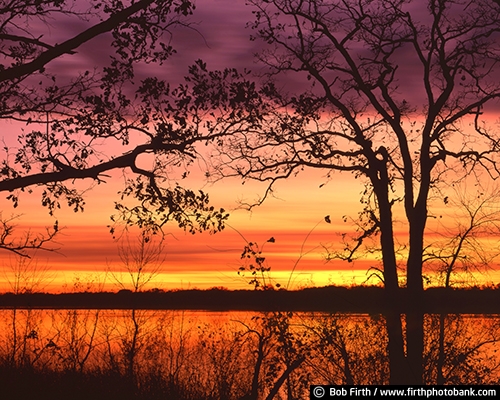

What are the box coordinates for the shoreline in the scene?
[1,286,499,313]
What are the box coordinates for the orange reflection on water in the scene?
[0,309,499,394]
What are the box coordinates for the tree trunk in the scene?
[407,228,425,294]
[405,198,427,384]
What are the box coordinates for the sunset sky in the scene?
[1,0,500,292]
[0,0,367,291]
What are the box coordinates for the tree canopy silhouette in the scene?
[207,0,500,296]
[0,0,229,253]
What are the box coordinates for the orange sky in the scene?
[0,164,382,291]
[1,157,499,292]
[2,109,500,292]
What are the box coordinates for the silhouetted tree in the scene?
[0,214,59,256]
[109,232,165,383]
[201,0,500,384]
[238,237,280,290]
[424,183,500,288]
[112,231,165,293]
[213,0,500,294]
[0,0,228,254]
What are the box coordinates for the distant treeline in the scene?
[1,286,500,313]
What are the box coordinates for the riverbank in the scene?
[1,286,499,313]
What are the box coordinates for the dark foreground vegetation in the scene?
[1,286,500,313]
[0,308,499,400]
[0,367,154,400]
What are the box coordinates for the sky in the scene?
[1,0,500,292]
[0,162,372,292]
[0,0,356,292]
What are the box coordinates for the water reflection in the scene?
[0,310,499,398]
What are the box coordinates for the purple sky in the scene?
[18,0,500,115]
[45,0,260,88]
